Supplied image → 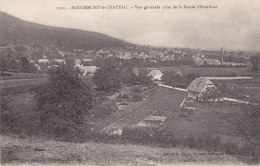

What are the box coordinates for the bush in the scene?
[131,87,142,93]
[92,101,117,118]
[121,94,129,99]
[131,94,143,102]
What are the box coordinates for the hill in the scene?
[0,11,129,50]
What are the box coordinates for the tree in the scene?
[250,55,260,71]
[93,60,121,91]
[0,56,8,75]
[34,64,93,136]
[162,71,186,88]
[200,87,220,102]
[19,57,36,72]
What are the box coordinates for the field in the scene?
[146,67,260,77]
[93,86,186,135]
[0,72,47,80]
[162,102,244,142]
[0,135,242,165]
[0,72,47,96]
[3,80,249,144]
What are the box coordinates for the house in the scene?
[75,64,98,76]
[187,77,216,100]
[38,59,49,63]
[147,70,163,81]
[75,59,81,65]
[82,58,93,63]
[54,59,65,64]
[203,59,221,65]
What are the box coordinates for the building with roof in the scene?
[38,59,49,63]
[75,64,98,76]
[147,70,163,81]
[54,59,65,64]
[187,77,216,100]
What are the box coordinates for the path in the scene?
[157,83,188,92]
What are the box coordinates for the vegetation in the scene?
[93,58,151,92]
[237,105,260,162]
[162,71,198,88]
[200,87,221,102]
[93,60,121,91]
[0,56,8,75]
[250,55,260,71]
[34,64,93,137]
[0,90,13,130]
[19,57,36,72]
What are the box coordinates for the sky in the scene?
[0,0,259,51]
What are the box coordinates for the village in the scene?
[0,8,260,165]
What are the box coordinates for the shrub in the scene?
[131,87,142,93]
[122,94,129,99]
[131,94,143,102]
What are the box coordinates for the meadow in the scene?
[146,67,260,77]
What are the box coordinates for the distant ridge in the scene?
[0,11,130,49]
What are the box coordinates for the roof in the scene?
[75,64,98,75]
[38,59,49,63]
[147,70,163,77]
[187,77,214,93]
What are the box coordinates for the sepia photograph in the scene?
[0,0,259,165]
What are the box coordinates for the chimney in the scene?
[221,47,224,63]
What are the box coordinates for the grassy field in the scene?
[162,102,244,142]
[0,72,47,80]
[213,78,260,103]
[0,135,242,165]
[0,72,47,96]
[146,67,260,77]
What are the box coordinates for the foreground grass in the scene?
[0,135,244,166]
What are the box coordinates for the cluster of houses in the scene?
[193,52,250,67]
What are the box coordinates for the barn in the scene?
[147,70,163,81]
[187,77,216,100]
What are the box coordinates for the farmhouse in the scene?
[187,77,216,100]
[147,70,163,81]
